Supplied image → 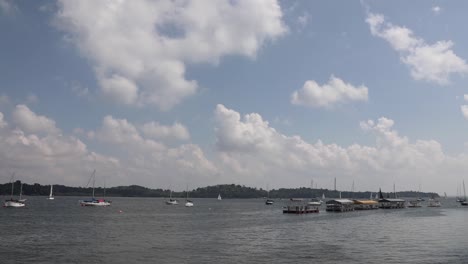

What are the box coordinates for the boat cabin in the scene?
[378,198,405,209]
[353,199,379,210]
[325,199,354,212]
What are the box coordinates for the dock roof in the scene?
[326,199,354,204]
[353,199,378,205]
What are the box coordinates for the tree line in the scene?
[0,181,439,199]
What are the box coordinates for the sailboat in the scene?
[79,170,111,206]
[265,185,274,205]
[184,186,193,207]
[166,189,178,205]
[4,174,25,208]
[46,185,55,200]
[322,193,325,200]
[461,180,468,206]
[217,193,222,200]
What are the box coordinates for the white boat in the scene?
[217,193,222,200]
[166,190,178,205]
[307,198,322,206]
[4,174,25,208]
[427,198,441,207]
[184,185,194,207]
[79,170,111,207]
[265,185,274,205]
[407,200,422,208]
[47,185,55,200]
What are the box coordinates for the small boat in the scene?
[4,174,25,208]
[217,193,222,200]
[184,185,193,207]
[265,186,274,205]
[79,170,111,207]
[307,198,322,206]
[427,198,441,207]
[47,185,55,200]
[166,190,178,205]
[407,200,422,208]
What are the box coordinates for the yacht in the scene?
[4,176,25,208]
[79,170,111,207]
[166,190,178,205]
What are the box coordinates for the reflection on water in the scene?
[1,197,468,264]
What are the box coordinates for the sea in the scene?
[1,197,468,264]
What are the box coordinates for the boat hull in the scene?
[80,200,111,206]
[4,200,25,208]
[185,202,194,207]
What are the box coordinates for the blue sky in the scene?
[1,0,468,194]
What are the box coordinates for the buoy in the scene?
[119,210,123,213]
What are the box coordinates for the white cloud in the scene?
[432,6,441,15]
[291,75,368,108]
[214,105,467,191]
[0,112,7,128]
[12,105,60,135]
[461,105,468,120]
[140,121,190,141]
[0,104,215,189]
[0,109,119,186]
[366,12,468,84]
[55,0,287,109]
[92,115,217,187]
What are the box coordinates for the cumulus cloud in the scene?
[214,105,465,191]
[366,12,468,84]
[55,0,287,109]
[140,121,190,141]
[12,105,60,135]
[291,75,368,108]
[0,109,119,186]
[92,115,217,187]
[0,105,215,189]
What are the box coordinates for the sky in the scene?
[1,0,468,194]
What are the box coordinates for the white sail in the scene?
[322,193,325,199]
[47,185,55,200]
[217,193,222,200]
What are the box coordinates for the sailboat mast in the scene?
[19,183,23,200]
[463,180,466,200]
[10,172,15,199]
[92,173,95,198]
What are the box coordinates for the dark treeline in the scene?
[0,181,439,199]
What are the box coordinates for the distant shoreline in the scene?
[1,181,440,199]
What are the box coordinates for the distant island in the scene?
[0,181,439,199]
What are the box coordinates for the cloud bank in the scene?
[55,0,287,110]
